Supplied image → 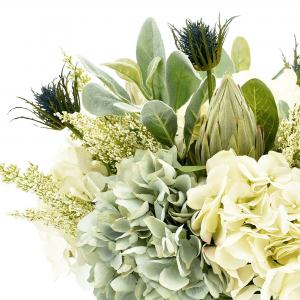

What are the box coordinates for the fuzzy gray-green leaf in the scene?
[184,76,216,152]
[136,18,168,103]
[279,100,290,120]
[241,79,279,152]
[141,101,177,147]
[77,54,131,104]
[82,83,125,116]
[166,51,202,111]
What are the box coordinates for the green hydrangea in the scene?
[76,147,229,300]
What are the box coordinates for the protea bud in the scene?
[195,72,264,165]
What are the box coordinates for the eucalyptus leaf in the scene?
[141,100,177,147]
[136,17,168,103]
[198,49,235,79]
[231,36,251,72]
[176,166,206,172]
[82,83,125,116]
[166,51,202,111]
[279,100,290,120]
[241,79,279,152]
[184,75,216,153]
[77,54,131,104]
[146,57,162,89]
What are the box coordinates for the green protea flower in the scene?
[169,15,236,72]
[195,72,264,165]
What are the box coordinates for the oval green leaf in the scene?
[141,101,177,147]
[176,166,206,172]
[279,100,290,120]
[136,17,168,103]
[184,75,216,153]
[241,79,279,152]
[166,51,202,111]
[231,36,251,72]
[77,54,131,104]
[82,83,125,116]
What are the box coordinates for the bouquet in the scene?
[2,15,300,300]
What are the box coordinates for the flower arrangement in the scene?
[2,15,300,300]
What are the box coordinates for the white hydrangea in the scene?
[187,149,300,300]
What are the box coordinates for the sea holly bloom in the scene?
[10,69,81,132]
[169,15,236,72]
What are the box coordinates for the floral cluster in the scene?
[279,102,300,167]
[77,147,229,300]
[4,14,300,300]
[188,149,300,300]
[56,112,162,173]
[0,142,108,236]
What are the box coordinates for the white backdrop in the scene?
[0,0,299,299]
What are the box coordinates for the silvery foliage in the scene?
[76,147,228,300]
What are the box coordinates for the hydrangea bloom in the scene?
[187,149,300,300]
[77,147,229,300]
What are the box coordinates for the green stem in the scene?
[272,66,286,80]
[207,69,213,101]
[66,123,83,139]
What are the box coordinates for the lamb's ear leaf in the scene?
[136,17,168,103]
[77,54,131,104]
[82,83,125,116]
[278,100,290,120]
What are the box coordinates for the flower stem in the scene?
[272,66,286,80]
[207,69,213,101]
[66,123,83,139]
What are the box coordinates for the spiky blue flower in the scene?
[11,69,81,130]
[169,15,237,71]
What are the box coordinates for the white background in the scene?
[0,0,299,299]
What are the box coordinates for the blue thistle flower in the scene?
[169,15,237,71]
[10,67,81,130]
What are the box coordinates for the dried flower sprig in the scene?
[0,163,94,235]
[278,102,300,167]
[56,112,162,173]
[60,46,91,91]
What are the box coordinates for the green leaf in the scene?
[198,49,235,79]
[184,75,216,153]
[141,100,177,147]
[146,57,162,89]
[102,58,143,87]
[241,79,279,152]
[102,58,152,100]
[176,165,206,172]
[82,83,125,116]
[279,100,290,120]
[136,17,168,103]
[76,54,131,104]
[166,51,202,111]
[114,102,142,113]
[231,36,251,72]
